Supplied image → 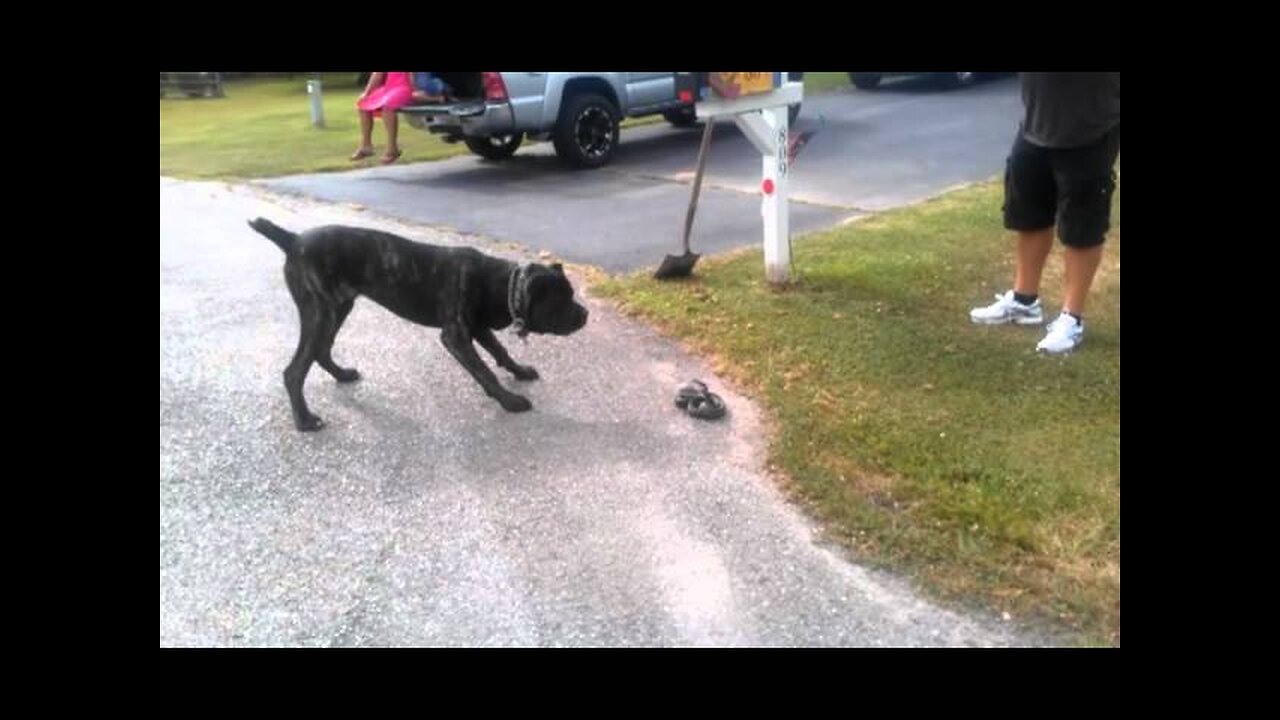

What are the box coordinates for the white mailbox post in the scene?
[695,80,804,284]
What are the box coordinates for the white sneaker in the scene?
[970,290,1044,325]
[1037,313,1084,354]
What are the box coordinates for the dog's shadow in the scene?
[318,378,689,498]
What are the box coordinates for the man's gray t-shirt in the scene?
[1020,72,1120,149]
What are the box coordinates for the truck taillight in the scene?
[482,72,508,101]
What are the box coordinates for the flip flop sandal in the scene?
[350,148,375,161]
[380,149,403,165]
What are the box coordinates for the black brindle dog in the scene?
[248,218,588,431]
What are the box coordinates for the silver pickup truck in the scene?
[399,72,804,169]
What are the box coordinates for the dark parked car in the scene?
[849,72,991,89]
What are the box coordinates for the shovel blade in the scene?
[654,252,701,279]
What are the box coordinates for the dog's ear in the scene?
[528,268,569,303]
[551,263,564,274]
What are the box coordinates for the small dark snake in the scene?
[674,379,726,420]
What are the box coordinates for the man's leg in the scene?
[971,133,1054,326]
[1015,228,1055,298]
[1055,126,1120,320]
[1063,243,1105,317]
[1038,125,1120,352]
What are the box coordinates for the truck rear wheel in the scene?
[664,106,698,127]
[465,133,523,161]
[553,93,620,169]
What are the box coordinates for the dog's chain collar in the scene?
[507,263,529,340]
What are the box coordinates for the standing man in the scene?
[970,72,1121,353]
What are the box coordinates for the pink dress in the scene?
[356,72,414,118]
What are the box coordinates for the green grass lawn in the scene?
[160,74,477,179]
[803,72,853,94]
[595,177,1121,646]
[161,74,848,180]
[161,75,669,180]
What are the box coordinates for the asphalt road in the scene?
[159,177,1034,646]
[262,76,1022,272]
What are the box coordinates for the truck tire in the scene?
[465,133,524,161]
[664,106,699,127]
[553,92,621,169]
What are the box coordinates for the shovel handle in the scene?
[681,118,715,254]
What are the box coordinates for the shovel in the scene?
[654,116,715,279]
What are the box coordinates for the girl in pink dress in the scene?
[351,72,415,164]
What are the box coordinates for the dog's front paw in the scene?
[334,368,361,383]
[511,364,539,382]
[295,414,326,432]
[499,394,533,413]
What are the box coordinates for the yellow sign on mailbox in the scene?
[708,72,780,99]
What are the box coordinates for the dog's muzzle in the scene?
[553,305,589,335]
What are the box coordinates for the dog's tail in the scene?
[248,217,298,255]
